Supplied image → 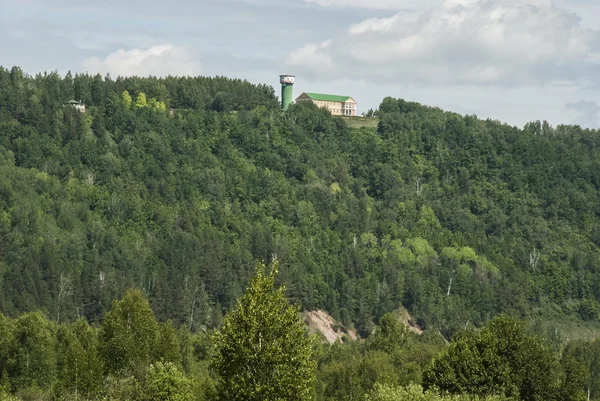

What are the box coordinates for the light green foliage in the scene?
[135,92,147,108]
[330,182,342,195]
[365,383,511,401]
[147,97,167,111]
[417,206,443,234]
[145,361,193,401]
[361,233,378,248]
[459,247,477,262]
[122,90,132,108]
[394,246,416,265]
[441,248,463,263]
[212,263,317,401]
[0,392,20,401]
[406,237,438,268]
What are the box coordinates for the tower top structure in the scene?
[280,75,295,85]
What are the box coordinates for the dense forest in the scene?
[1,65,600,399]
[0,268,592,401]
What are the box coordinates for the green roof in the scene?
[303,93,353,102]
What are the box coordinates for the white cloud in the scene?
[288,40,335,75]
[81,45,200,77]
[566,100,600,127]
[303,0,440,10]
[288,0,600,86]
[304,0,405,9]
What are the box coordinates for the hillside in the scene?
[1,66,600,339]
[303,310,358,344]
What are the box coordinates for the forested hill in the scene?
[1,66,600,337]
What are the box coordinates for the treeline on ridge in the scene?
[1,65,600,339]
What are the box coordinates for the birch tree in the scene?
[211,262,316,401]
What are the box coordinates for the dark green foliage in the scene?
[99,289,179,378]
[369,313,409,353]
[10,312,56,391]
[563,338,600,400]
[316,319,446,401]
[55,319,104,399]
[2,68,600,337]
[0,66,599,399]
[423,315,586,401]
[0,288,215,400]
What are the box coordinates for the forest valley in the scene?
[0,66,600,399]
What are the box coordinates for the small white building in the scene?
[64,100,86,113]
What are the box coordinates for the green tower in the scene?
[280,74,295,111]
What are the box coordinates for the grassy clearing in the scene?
[342,116,380,129]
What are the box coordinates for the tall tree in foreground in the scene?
[422,315,586,401]
[211,262,316,401]
[99,289,159,377]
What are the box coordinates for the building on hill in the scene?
[295,92,357,116]
[64,100,86,113]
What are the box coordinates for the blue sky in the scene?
[2,0,600,127]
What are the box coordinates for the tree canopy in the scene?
[2,68,600,337]
[0,66,599,399]
[423,315,586,401]
[212,263,316,401]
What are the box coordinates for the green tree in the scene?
[365,383,510,401]
[0,314,14,390]
[122,91,132,109]
[423,315,585,401]
[91,73,104,105]
[212,262,317,401]
[144,361,193,401]
[154,322,181,365]
[368,312,408,354]
[136,92,148,108]
[99,289,160,377]
[10,312,57,391]
[55,319,104,399]
[563,339,600,401]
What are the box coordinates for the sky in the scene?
[2,0,600,128]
